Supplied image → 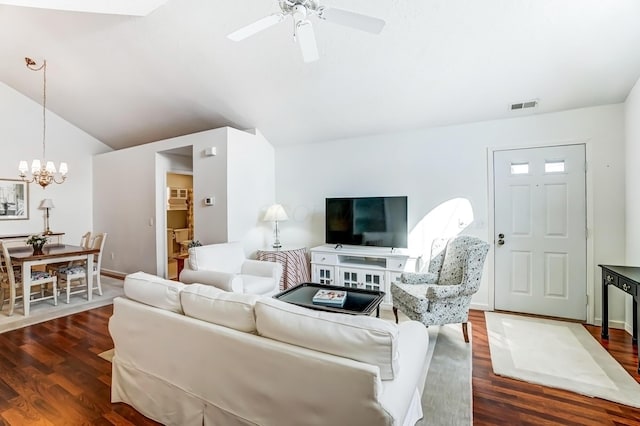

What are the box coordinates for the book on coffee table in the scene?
[312,289,347,307]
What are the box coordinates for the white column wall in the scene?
[0,81,110,244]
[226,128,276,256]
[94,126,275,275]
[275,104,626,324]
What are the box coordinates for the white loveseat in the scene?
[109,272,431,426]
[179,242,283,296]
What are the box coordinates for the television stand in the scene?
[310,245,411,306]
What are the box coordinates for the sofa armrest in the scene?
[179,268,243,292]
[242,259,283,280]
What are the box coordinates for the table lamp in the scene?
[263,204,288,248]
[39,198,55,235]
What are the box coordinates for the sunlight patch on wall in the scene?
[408,198,474,271]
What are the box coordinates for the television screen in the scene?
[325,196,408,248]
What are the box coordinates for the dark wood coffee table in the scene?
[273,282,385,317]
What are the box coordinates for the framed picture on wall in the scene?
[0,179,29,220]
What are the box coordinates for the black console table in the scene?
[599,264,640,373]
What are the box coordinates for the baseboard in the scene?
[593,317,632,333]
[100,269,126,280]
[470,302,490,311]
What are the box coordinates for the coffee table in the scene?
[273,282,385,317]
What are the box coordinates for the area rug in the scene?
[99,314,472,426]
[485,311,640,408]
[0,275,124,334]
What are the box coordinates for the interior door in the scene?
[494,144,587,320]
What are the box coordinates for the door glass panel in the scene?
[510,163,529,175]
[545,161,565,173]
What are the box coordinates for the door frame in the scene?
[486,138,595,325]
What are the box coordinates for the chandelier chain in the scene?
[26,58,47,160]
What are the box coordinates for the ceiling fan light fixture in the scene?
[227,0,385,62]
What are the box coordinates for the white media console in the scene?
[310,245,413,305]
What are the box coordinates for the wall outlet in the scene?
[110,252,115,260]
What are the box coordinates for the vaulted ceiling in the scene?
[1,0,639,151]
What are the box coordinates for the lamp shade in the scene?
[39,199,55,209]
[263,204,288,222]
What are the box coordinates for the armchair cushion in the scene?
[439,237,468,285]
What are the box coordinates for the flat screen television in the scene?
[325,196,408,248]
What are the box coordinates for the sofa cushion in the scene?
[124,271,185,314]
[188,242,245,273]
[255,297,399,380]
[181,284,259,333]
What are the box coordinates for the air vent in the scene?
[510,99,538,111]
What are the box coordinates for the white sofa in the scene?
[109,272,431,426]
[179,242,283,296]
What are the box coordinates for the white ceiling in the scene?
[1,0,639,151]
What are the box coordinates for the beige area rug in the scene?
[100,310,472,426]
[485,311,640,408]
[0,275,124,334]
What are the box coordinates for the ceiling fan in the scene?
[227,0,385,63]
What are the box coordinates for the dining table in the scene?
[8,244,100,317]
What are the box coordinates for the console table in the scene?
[257,247,310,291]
[310,245,411,306]
[599,264,640,373]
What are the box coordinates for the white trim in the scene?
[486,138,595,324]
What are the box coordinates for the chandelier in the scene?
[18,57,68,189]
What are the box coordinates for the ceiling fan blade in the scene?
[227,13,286,41]
[296,20,319,63]
[320,7,385,34]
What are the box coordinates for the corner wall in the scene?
[275,104,626,324]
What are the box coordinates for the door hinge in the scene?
[586,294,589,306]
[584,161,588,172]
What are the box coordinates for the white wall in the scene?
[94,126,276,276]
[191,128,229,246]
[227,128,276,255]
[624,76,640,331]
[0,82,111,243]
[275,104,627,325]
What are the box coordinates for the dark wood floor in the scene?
[0,307,638,425]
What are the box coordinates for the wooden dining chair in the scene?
[0,241,58,316]
[56,233,107,303]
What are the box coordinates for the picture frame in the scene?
[0,179,29,220]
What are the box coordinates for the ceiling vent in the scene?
[510,99,539,111]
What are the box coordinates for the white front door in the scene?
[494,144,587,320]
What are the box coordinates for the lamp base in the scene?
[272,242,282,249]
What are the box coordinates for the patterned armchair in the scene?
[390,235,489,342]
